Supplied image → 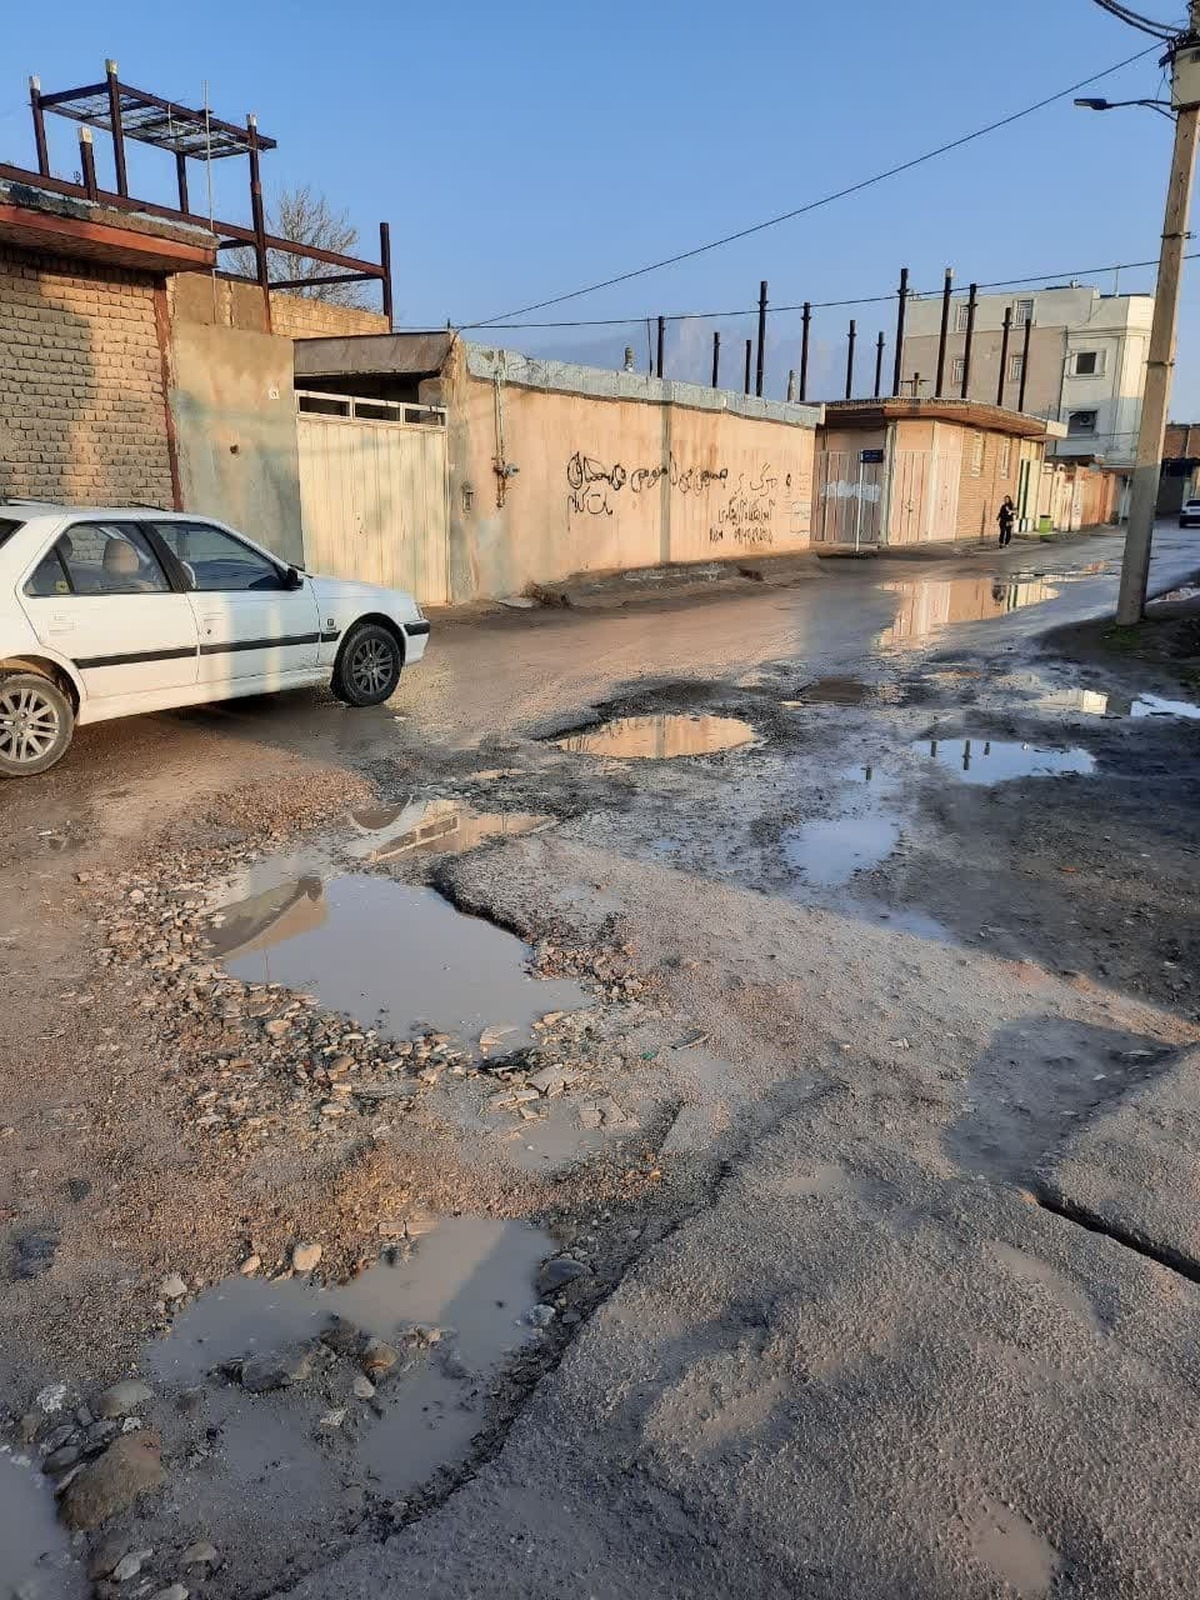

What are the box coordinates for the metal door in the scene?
[890,450,932,545]
[297,395,451,606]
[814,450,884,546]
[928,440,962,540]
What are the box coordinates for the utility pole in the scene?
[1117,2,1200,623]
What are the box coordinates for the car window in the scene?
[0,518,25,552]
[25,546,71,597]
[50,523,171,596]
[150,521,286,593]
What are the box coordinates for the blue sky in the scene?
[4,0,1200,411]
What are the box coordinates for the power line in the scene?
[1090,0,1177,40]
[454,252,1189,332]
[462,44,1160,328]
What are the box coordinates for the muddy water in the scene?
[557,714,755,759]
[0,1452,87,1598]
[211,874,586,1044]
[878,574,1062,649]
[912,738,1095,784]
[785,815,902,888]
[347,800,552,862]
[150,1217,553,1501]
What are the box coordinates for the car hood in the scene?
[307,574,418,617]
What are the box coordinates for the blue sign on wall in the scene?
[860,448,885,465]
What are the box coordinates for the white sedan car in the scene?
[0,503,430,776]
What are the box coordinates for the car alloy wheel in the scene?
[0,680,62,766]
[349,635,394,699]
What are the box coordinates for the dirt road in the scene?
[4,528,1200,1600]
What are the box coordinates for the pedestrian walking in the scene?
[997,495,1015,548]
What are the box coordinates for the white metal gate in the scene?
[928,439,963,541]
[296,392,451,607]
[814,450,885,546]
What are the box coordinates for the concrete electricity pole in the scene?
[1116,2,1200,624]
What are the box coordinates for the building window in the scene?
[1014,298,1035,328]
[952,357,966,385]
[1072,350,1106,377]
[1068,410,1098,436]
[955,303,972,333]
[999,437,1012,476]
[970,432,985,477]
[1008,353,1025,384]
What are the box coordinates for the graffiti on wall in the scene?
[566,450,731,519]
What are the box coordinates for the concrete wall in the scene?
[901,325,1065,420]
[440,344,820,601]
[0,245,175,507]
[168,320,303,563]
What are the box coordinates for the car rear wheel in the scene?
[0,672,74,777]
[332,621,403,707]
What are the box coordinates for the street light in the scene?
[1074,95,1175,117]
[1075,3,1200,624]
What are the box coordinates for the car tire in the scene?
[0,672,75,777]
[332,621,403,707]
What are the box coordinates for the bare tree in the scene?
[230,184,367,306]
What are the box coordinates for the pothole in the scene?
[877,574,1062,649]
[910,738,1095,784]
[784,815,902,888]
[346,800,553,862]
[207,874,587,1047]
[555,714,755,759]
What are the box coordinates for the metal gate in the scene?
[296,392,451,606]
[814,450,885,547]
[928,439,963,540]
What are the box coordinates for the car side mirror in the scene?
[284,566,305,590]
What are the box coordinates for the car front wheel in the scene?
[0,672,75,777]
[332,621,403,707]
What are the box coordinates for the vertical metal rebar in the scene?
[247,114,272,332]
[174,151,190,215]
[29,77,49,177]
[744,339,752,395]
[799,302,812,403]
[1018,312,1033,412]
[845,319,856,400]
[892,267,909,396]
[711,331,721,388]
[960,282,978,400]
[935,267,953,397]
[106,60,128,196]
[79,128,97,199]
[656,315,666,379]
[379,221,394,327]
[755,279,768,398]
[874,332,886,398]
[997,306,1013,407]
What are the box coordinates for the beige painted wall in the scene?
[168,321,303,564]
[442,345,817,601]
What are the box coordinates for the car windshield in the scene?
[0,517,26,550]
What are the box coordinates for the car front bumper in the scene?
[403,618,431,662]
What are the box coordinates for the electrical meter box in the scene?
[1172,45,1200,109]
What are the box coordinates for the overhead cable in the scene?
[462,45,1159,327]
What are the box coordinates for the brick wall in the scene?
[0,246,174,508]
[269,291,389,339]
[955,425,1022,541]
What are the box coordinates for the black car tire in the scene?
[332,621,403,706]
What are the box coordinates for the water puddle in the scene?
[783,677,904,707]
[150,1216,553,1501]
[0,1452,87,1598]
[209,873,586,1043]
[784,816,901,888]
[911,738,1095,784]
[1150,584,1200,604]
[556,714,755,759]
[878,574,1060,649]
[1130,692,1200,720]
[1009,674,1200,721]
[347,799,552,862]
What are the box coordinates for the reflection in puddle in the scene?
[348,799,552,862]
[913,738,1095,784]
[150,1217,552,1500]
[0,1453,87,1599]
[1130,692,1200,720]
[785,816,901,887]
[878,574,1060,648]
[557,714,755,759]
[1002,673,1200,721]
[210,874,586,1043]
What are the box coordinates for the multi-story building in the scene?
[901,285,1152,473]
